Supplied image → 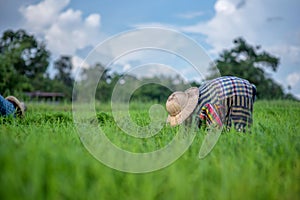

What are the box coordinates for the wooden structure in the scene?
[25,91,65,102]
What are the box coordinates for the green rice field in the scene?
[0,100,299,200]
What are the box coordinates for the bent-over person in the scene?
[0,94,26,118]
[166,76,256,132]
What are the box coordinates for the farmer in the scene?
[0,94,26,118]
[166,76,256,132]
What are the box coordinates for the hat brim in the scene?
[5,96,25,117]
[167,87,199,126]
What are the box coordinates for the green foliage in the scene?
[54,56,74,87]
[130,75,190,102]
[210,37,291,99]
[0,28,296,101]
[0,101,299,199]
[53,55,74,100]
[131,83,170,102]
[78,63,189,103]
[0,30,76,100]
[77,63,112,102]
[0,29,50,93]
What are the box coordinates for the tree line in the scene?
[0,29,296,102]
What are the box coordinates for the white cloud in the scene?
[181,0,300,57]
[44,9,102,55]
[19,0,70,32]
[57,9,82,28]
[178,0,300,97]
[181,0,267,55]
[287,72,300,88]
[85,14,101,27]
[268,44,300,64]
[214,0,236,14]
[19,0,103,56]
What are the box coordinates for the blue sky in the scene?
[1,0,300,98]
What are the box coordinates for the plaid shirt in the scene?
[198,76,255,108]
[194,76,256,130]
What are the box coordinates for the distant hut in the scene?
[25,91,65,102]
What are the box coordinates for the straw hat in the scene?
[166,87,199,126]
[5,96,26,117]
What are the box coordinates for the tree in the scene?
[0,29,50,93]
[53,55,74,100]
[209,37,285,99]
[130,75,189,102]
[78,63,112,102]
[54,56,74,88]
[77,63,190,103]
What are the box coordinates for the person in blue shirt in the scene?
[0,94,26,118]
